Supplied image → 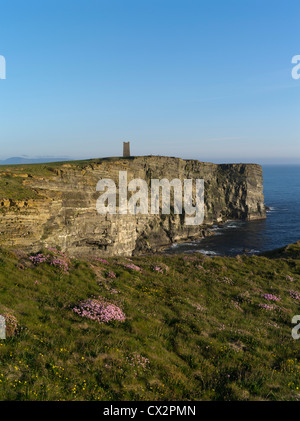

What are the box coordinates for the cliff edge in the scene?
[0,156,265,256]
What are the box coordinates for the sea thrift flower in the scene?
[95,258,109,264]
[261,293,281,302]
[107,272,116,279]
[29,253,49,264]
[29,250,70,272]
[124,263,141,272]
[126,353,150,370]
[258,303,276,311]
[73,298,126,323]
[50,257,69,272]
[290,290,300,300]
[152,265,164,274]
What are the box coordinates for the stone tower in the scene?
[123,142,130,157]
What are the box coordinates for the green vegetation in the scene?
[1,243,300,401]
[0,157,133,200]
[0,173,41,200]
[0,156,137,176]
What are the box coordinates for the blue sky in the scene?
[0,0,299,164]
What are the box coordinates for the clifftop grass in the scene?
[0,155,252,201]
[0,158,126,200]
[1,243,300,401]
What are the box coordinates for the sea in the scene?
[166,165,300,256]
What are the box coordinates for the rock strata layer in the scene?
[0,156,265,256]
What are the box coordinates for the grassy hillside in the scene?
[1,244,300,401]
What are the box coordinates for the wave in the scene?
[210,227,222,233]
[245,249,260,254]
[195,249,219,256]
[223,224,240,229]
[229,247,260,255]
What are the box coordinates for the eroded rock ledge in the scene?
[0,156,265,257]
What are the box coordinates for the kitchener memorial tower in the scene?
[123,142,130,157]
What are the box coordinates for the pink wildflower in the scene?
[95,258,109,264]
[290,290,300,300]
[152,265,164,274]
[107,272,116,279]
[258,303,276,311]
[261,293,281,302]
[124,263,141,272]
[73,298,126,323]
[29,249,70,272]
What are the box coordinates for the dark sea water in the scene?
[166,165,300,256]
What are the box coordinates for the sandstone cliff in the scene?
[0,156,265,256]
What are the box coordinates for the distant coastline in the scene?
[0,157,71,165]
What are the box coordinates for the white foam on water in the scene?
[221,221,243,229]
[195,249,219,256]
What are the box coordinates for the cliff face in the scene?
[0,156,265,257]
